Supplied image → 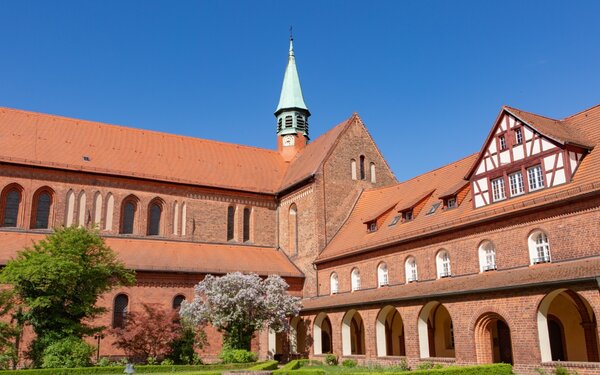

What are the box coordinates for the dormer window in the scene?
[515,128,523,145]
[446,197,457,209]
[367,222,377,233]
[499,135,507,151]
[402,210,413,222]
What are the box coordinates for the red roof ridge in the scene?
[366,152,478,195]
[563,103,600,120]
[0,106,282,156]
[503,105,560,122]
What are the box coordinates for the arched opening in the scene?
[479,241,497,272]
[1,184,23,227]
[104,193,114,231]
[227,206,235,241]
[181,202,187,236]
[77,190,87,227]
[172,294,186,310]
[342,309,365,355]
[376,306,405,357]
[243,207,251,242]
[288,204,298,256]
[268,328,286,361]
[351,159,357,180]
[418,302,455,358]
[313,313,332,355]
[173,201,179,235]
[436,250,452,278]
[112,293,129,328]
[147,199,163,236]
[537,289,599,362]
[474,312,513,364]
[370,162,376,183]
[120,196,138,234]
[351,268,361,291]
[330,272,339,294]
[93,191,103,226]
[290,316,308,356]
[359,155,366,180]
[65,189,75,226]
[378,262,389,287]
[529,229,551,264]
[31,187,53,229]
[405,256,418,282]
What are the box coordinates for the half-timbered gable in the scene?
[467,106,593,208]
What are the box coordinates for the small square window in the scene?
[389,215,401,226]
[499,135,507,151]
[515,128,523,145]
[403,210,413,221]
[446,197,457,209]
[426,202,441,215]
[368,222,377,232]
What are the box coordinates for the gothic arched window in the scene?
[31,188,53,229]
[289,204,298,256]
[1,185,22,227]
[359,155,366,180]
[227,206,235,241]
[112,294,129,328]
[147,199,162,236]
[243,207,251,242]
[120,197,138,234]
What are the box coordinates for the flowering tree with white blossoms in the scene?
[180,272,301,350]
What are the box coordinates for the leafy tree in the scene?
[0,226,135,366]
[0,290,19,370]
[110,303,185,363]
[180,272,301,350]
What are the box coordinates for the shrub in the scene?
[218,348,257,364]
[341,359,357,368]
[94,357,111,367]
[40,337,95,368]
[160,358,174,366]
[324,354,338,366]
[249,360,279,371]
[417,361,435,370]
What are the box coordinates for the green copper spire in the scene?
[275,35,310,138]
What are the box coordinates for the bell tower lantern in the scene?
[275,36,310,161]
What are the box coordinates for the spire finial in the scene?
[289,26,294,56]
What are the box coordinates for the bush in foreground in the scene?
[41,337,95,369]
[219,348,257,364]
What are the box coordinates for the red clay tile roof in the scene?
[0,231,304,278]
[0,107,357,195]
[279,115,355,191]
[303,256,600,311]
[505,106,594,148]
[317,104,600,264]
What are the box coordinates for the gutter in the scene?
[300,275,598,312]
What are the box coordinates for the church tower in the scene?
[276,36,310,162]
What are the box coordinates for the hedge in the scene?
[0,362,258,375]
[273,360,325,375]
[346,363,513,375]
[248,361,279,371]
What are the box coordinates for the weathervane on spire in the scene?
[289,25,293,41]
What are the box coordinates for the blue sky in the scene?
[1,1,599,181]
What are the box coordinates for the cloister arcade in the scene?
[268,288,599,370]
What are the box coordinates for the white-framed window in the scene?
[478,241,497,272]
[499,135,507,150]
[527,165,545,191]
[405,256,418,282]
[528,230,551,264]
[377,263,388,287]
[509,171,525,197]
[447,197,457,209]
[436,250,451,278]
[351,268,361,291]
[330,272,339,294]
[515,128,523,145]
[491,177,506,202]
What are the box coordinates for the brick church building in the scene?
[0,39,599,374]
